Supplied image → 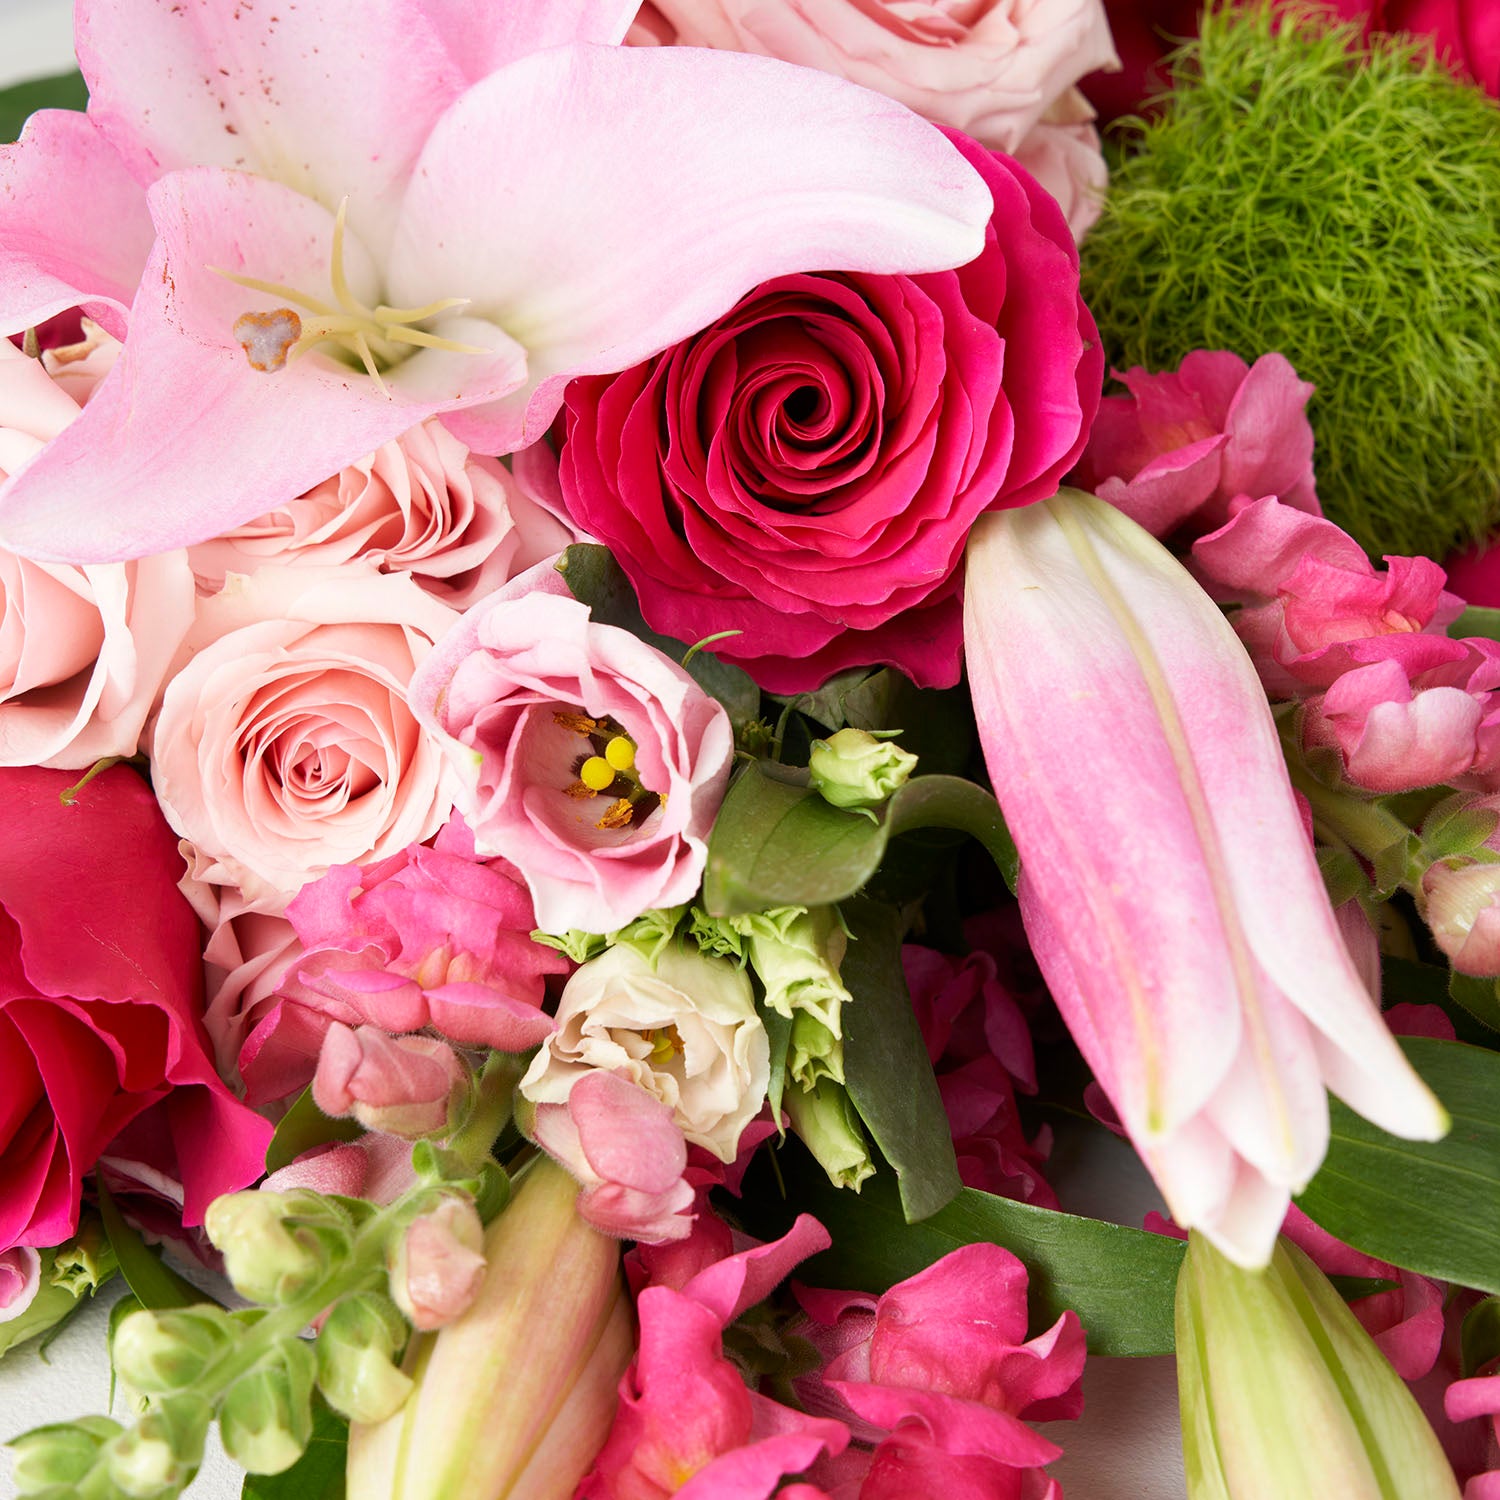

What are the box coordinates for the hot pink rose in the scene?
[559,135,1102,692]
[0,336,193,769]
[409,565,734,932]
[0,765,270,1252]
[643,0,1118,155]
[187,419,574,608]
[1011,88,1110,242]
[150,564,458,914]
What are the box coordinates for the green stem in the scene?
[1283,756,1417,881]
[445,1052,525,1176]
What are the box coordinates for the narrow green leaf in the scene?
[703,763,1017,917]
[1296,1037,1500,1292]
[0,71,88,145]
[241,1401,347,1499]
[839,899,961,1223]
[737,1142,1184,1356]
[556,544,761,728]
[762,1003,793,1130]
[96,1182,205,1310]
[1453,605,1500,643]
[264,1085,365,1174]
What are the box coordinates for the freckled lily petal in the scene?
[77,0,469,254]
[419,0,642,79]
[388,43,993,453]
[0,170,527,562]
[0,111,154,340]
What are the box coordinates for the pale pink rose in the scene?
[150,564,458,913]
[0,337,193,769]
[409,564,734,932]
[187,420,574,608]
[644,0,1119,154]
[1011,88,1108,242]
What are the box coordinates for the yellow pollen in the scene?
[604,736,636,772]
[580,756,615,792]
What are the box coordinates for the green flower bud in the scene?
[1177,1233,1461,1499]
[530,928,609,964]
[686,906,746,964]
[317,1293,413,1425]
[610,905,687,966]
[219,1339,317,1475]
[102,1395,210,1499]
[0,1251,86,1361]
[733,904,851,1036]
[111,1306,235,1396]
[51,1214,119,1298]
[808,727,916,812]
[789,1011,843,1089]
[204,1190,351,1305]
[9,1416,122,1495]
[783,1080,874,1191]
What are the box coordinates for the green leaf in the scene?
[839,899,961,1224]
[556,545,761,728]
[738,1141,1185,1356]
[95,1182,205,1311]
[1461,1296,1500,1378]
[1448,972,1500,1035]
[1296,1037,1500,1292]
[1382,956,1499,1047]
[264,1086,365,1174]
[0,70,88,145]
[762,1003,793,1130]
[703,763,1018,917]
[241,1401,347,1500]
[1453,605,1500,643]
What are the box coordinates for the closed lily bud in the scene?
[8,1416,122,1495]
[808,727,917,810]
[317,1294,413,1425]
[965,490,1447,1267]
[204,1190,351,1305]
[1177,1233,1460,1498]
[347,1157,633,1500]
[219,1339,317,1475]
[111,1306,235,1396]
[388,1195,486,1332]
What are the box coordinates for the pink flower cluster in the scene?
[584,1215,1084,1500]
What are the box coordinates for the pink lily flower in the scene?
[964,489,1448,1267]
[0,0,991,564]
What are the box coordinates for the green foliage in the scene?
[0,71,87,145]
[1083,3,1500,559]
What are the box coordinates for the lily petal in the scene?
[387,42,991,453]
[0,171,527,562]
[0,111,154,339]
[419,0,642,80]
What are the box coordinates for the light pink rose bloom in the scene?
[187,419,574,607]
[409,563,734,932]
[0,334,193,769]
[150,563,458,913]
[1011,88,1108,242]
[644,0,1118,156]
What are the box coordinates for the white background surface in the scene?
[0,4,1187,1495]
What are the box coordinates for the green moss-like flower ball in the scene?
[1081,3,1500,559]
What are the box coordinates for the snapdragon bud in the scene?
[204,1190,352,1305]
[1421,860,1500,976]
[783,1080,874,1191]
[8,1416,122,1495]
[102,1394,210,1499]
[388,1195,487,1332]
[808,727,916,811]
[111,1306,234,1395]
[219,1340,317,1475]
[316,1294,413,1425]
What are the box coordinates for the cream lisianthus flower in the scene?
[519,944,769,1162]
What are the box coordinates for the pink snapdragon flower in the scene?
[1073,351,1319,541]
[388,1194,487,1331]
[238,815,566,1105]
[0,0,991,565]
[311,1023,470,1140]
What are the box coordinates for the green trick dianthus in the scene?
[1082,2,1500,560]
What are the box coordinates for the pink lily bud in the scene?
[389,1195,487,1332]
[312,1023,469,1140]
[964,489,1448,1268]
[1421,862,1500,977]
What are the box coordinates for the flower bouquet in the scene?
[2,1,1500,1497]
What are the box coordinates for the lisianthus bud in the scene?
[388,1195,486,1331]
[808,727,917,811]
[312,1024,471,1140]
[1421,860,1500,977]
[103,1394,211,1498]
[8,1416,121,1494]
[316,1294,413,1425]
[219,1340,317,1475]
[204,1190,351,1305]
[784,1080,874,1191]
[348,1158,633,1500]
[1177,1233,1460,1499]
[789,1011,843,1089]
[732,904,851,1041]
[111,1306,235,1395]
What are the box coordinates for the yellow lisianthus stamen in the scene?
[579,757,616,792]
[604,736,636,772]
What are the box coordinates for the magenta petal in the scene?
[393,43,990,452]
[0,111,153,339]
[683,1214,831,1328]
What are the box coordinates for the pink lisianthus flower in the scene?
[1072,351,1320,543]
[187,418,574,608]
[559,133,1102,692]
[410,565,735,932]
[0,334,193,769]
[0,0,993,566]
[237,814,566,1106]
[0,1247,41,1325]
